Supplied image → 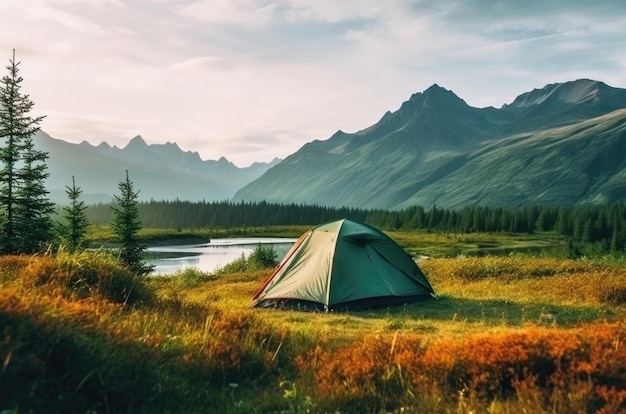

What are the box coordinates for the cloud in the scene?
[180,0,279,26]
[1,0,626,166]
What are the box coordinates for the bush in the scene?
[215,253,249,275]
[248,244,278,270]
[172,267,217,288]
[214,244,278,275]
[18,250,154,306]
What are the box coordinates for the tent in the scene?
[251,219,436,311]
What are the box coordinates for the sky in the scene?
[2,0,626,167]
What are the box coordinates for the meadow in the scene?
[1,228,626,413]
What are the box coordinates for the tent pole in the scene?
[323,219,343,312]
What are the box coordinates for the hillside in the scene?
[233,79,626,209]
[36,132,280,204]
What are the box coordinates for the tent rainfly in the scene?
[251,219,436,312]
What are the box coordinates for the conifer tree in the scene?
[14,131,54,252]
[111,170,153,276]
[58,176,89,252]
[0,50,48,253]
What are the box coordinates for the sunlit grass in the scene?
[2,233,626,412]
[153,255,624,343]
[387,230,567,258]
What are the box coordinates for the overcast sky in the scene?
[2,0,625,166]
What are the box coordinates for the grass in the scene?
[1,230,626,413]
[89,225,568,260]
[387,230,567,258]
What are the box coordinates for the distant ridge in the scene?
[233,79,626,209]
[37,133,281,204]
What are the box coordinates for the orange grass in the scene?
[1,252,626,413]
[298,324,626,413]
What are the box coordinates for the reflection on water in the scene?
[146,238,297,275]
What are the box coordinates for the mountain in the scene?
[233,79,626,209]
[36,132,281,204]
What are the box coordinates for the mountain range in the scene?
[36,132,281,204]
[233,79,626,209]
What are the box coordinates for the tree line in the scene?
[86,200,626,257]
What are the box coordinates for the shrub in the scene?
[215,253,249,274]
[17,250,154,305]
[171,267,217,288]
[214,244,278,275]
[248,244,278,270]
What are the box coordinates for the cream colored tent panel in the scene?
[257,228,336,304]
[251,219,435,311]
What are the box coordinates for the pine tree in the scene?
[58,176,89,252]
[14,132,54,252]
[111,170,153,276]
[0,50,47,253]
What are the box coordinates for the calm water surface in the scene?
[146,238,297,275]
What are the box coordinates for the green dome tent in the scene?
[251,219,436,312]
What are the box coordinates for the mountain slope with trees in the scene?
[233,79,626,209]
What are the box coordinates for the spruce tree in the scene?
[58,176,89,252]
[15,131,54,252]
[111,170,153,276]
[0,50,47,254]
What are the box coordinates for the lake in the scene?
[146,237,297,275]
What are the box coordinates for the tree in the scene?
[14,132,54,253]
[58,176,89,252]
[111,170,153,276]
[248,244,278,269]
[0,49,48,254]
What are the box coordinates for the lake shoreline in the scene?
[146,237,297,275]
[88,236,210,250]
[146,236,209,247]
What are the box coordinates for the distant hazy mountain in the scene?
[233,79,626,209]
[37,133,281,204]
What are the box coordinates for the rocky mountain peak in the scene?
[164,141,181,151]
[125,135,148,150]
[217,156,234,165]
[399,84,468,114]
[233,79,626,209]
[506,79,606,109]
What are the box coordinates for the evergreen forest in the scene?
[85,200,626,257]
